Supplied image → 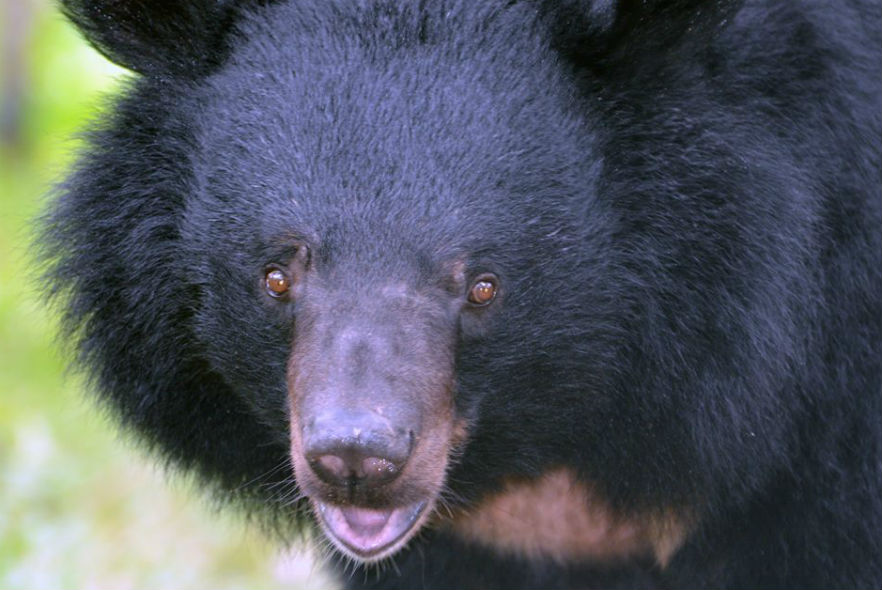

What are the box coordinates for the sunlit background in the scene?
[0,1,331,587]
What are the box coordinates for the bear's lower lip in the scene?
[316,500,428,561]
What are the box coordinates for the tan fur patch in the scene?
[446,469,691,567]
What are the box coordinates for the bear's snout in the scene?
[284,283,464,560]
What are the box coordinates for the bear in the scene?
[42,0,880,588]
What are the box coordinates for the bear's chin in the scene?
[315,500,430,562]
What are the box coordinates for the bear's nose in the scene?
[303,410,413,488]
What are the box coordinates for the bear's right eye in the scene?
[264,267,292,299]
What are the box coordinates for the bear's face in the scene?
[50,0,637,566]
[173,4,604,560]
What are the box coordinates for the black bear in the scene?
[43,0,881,588]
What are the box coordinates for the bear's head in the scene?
[50,0,792,566]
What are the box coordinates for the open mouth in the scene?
[315,500,429,561]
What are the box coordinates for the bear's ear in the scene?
[538,0,740,63]
[59,0,262,76]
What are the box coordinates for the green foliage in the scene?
[0,3,330,587]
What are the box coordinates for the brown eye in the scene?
[467,275,498,306]
[264,268,291,298]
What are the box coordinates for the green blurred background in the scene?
[0,1,330,587]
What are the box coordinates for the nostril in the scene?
[313,454,348,481]
[362,456,400,481]
[307,447,405,487]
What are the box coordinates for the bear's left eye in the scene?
[467,274,498,306]
[264,267,292,299]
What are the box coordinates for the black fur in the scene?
[43,0,881,587]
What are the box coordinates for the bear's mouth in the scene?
[315,500,429,561]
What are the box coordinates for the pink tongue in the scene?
[339,506,393,538]
[316,501,427,559]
